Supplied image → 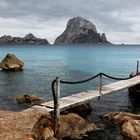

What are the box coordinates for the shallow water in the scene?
[0,45,140,139]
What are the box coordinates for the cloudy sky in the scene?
[0,0,140,44]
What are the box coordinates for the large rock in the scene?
[104,112,140,140]
[54,17,110,44]
[0,54,24,71]
[0,108,54,140]
[0,109,97,140]
[0,33,50,45]
[58,113,97,139]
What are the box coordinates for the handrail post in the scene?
[136,60,139,75]
[54,77,60,139]
[98,73,102,100]
[99,73,102,95]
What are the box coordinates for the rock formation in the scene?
[0,54,24,71]
[54,17,110,44]
[0,109,97,140]
[16,94,46,105]
[0,33,50,45]
[104,112,140,140]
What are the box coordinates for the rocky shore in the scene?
[0,108,97,140]
[0,95,139,140]
[104,112,140,140]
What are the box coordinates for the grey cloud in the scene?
[0,0,140,43]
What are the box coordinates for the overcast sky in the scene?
[0,0,140,44]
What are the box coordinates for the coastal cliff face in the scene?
[0,33,50,45]
[54,17,110,44]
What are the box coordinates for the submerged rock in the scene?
[54,17,110,44]
[16,94,45,105]
[0,109,97,140]
[104,112,140,140]
[0,54,24,71]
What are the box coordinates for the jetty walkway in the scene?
[32,73,140,112]
[32,62,140,137]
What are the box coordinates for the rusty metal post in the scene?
[136,60,139,75]
[54,77,60,139]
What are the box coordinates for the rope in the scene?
[51,72,139,136]
[59,72,138,85]
[101,73,135,80]
[60,73,100,84]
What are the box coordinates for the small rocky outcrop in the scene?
[0,54,24,71]
[104,112,140,140]
[54,17,110,44]
[0,33,50,45]
[0,109,97,140]
[16,94,45,105]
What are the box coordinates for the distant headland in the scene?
[0,33,50,45]
[0,17,110,45]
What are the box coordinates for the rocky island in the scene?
[54,17,110,44]
[0,33,50,45]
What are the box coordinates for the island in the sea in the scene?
[54,17,110,44]
[0,33,50,45]
[0,17,110,45]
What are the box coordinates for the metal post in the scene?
[54,77,60,139]
[136,60,139,75]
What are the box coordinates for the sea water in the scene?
[0,45,140,139]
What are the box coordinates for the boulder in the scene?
[104,112,140,140]
[58,113,97,139]
[0,108,54,140]
[54,17,110,44]
[0,54,24,71]
[16,94,45,105]
[0,109,97,140]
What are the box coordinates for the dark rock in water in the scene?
[101,33,107,42]
[104,112,140,140]
[0,33,50,45]
[54,17,110,44]
[128,73,140,106]
[16,94,45,105]
[0,54,24,71]
[62,102,92,118]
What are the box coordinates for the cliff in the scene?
[0,33,50,45]
[54,17,110,44]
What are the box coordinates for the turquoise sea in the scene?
[0,45,140,139]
